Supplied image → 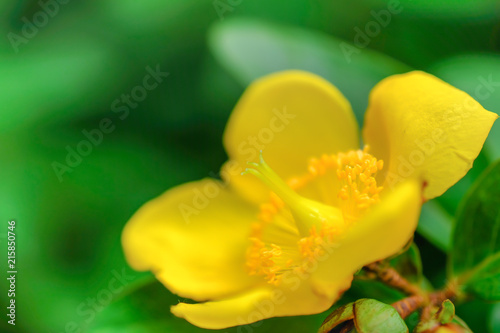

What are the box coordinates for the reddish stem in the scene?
[365,262,422,296]
[391,287,457,320]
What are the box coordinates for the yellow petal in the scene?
[223,70,359,203]
[122,179,259,301]
[172,281,334,329]
[363,71,498,200]
[171,288,274,329]
[313,180,421,286]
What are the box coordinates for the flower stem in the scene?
[391,294,425,319]
[365,261,422,296]
[365,261,458,320]
[391,287,457,319]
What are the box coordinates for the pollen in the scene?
[334,146,384,223]
[301,146,384,224]
[246,237,284,285]
[291,147,384,261]
[244,148,384,285]
[298,220,340,261]
[246,200,289,285]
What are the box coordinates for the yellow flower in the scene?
[122,71,497,329]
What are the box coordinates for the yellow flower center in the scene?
[244,147,384,285]
[311,147,384,223]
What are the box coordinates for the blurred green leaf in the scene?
[456,300,492,333]
[463,254,500,300]
[0,40,121,133]
[449,160,500,301]
[389,243,423,285]
[314,1,498,70]
[0,129,208,333]
[224,0,318,26]
[366,0,500,19]
[450,316,473,333]
[417,201,453,252]
[87,279,327,333]
[208,18,411,124]
[490,303,500,332]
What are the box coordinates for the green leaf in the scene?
[318,299,408,333]
[318,302,355,333]
[389,243,423,284]
[0,37,123,134]
[87,279,326,333]
[414,300,470,333]
[86,277,202,333]
[490,303,500,333]
[353,299,408,333]
[417,201,453,251]
[449,160,500,301]
[438,300,455,324]
[455,300,490,333]
[208,19,411,125]
[0,129,208,333]
[451,316,473,333]
[463,252,500,300]
[366,0,500,19]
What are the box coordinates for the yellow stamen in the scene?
[246,236,284,285]
[298,221,341,261]
[243,153,343,238]
[290,146,384,224]
[334,146,384,223]
[243,148,384,285]
[246,196,288,285]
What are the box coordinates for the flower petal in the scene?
[171,281,334,329]
[313,180,421,286]
[122,179,260,301]
[171,288,274,329]
[223,70,359,203]
[363,71,498,199]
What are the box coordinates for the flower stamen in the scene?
[335,146,384,223]
[243,148,383,284]
[243,153,343,237]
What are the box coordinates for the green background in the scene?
[0,0,499,332]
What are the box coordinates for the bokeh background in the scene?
[1,0,500,332]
